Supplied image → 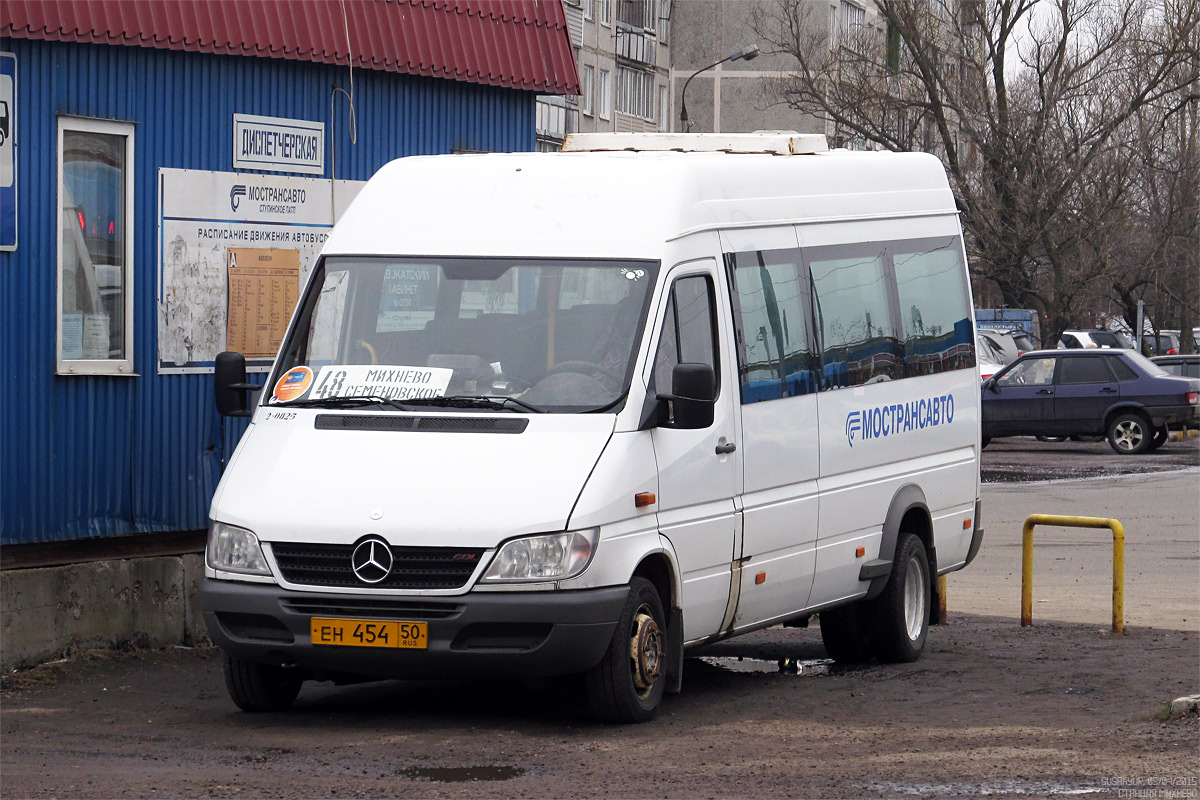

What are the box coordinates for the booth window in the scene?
[57,117,135,375]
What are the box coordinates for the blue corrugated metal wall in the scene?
[0,39,536,545]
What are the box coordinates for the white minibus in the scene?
[203,132,984,723]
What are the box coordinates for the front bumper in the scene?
[200,579,628,680]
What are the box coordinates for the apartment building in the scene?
[537,0,673,149]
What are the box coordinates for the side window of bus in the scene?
[891,237,976,377]
[726,249,818,403]
[807,243,903,388]
[652,275,719,397]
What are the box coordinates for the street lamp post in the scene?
[678,44,760,132]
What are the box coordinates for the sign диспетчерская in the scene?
[233,114,324,175]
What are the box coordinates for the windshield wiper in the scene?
[271,395,411,411]
[401,395,546,413]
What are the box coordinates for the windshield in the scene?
[268,256,658,413]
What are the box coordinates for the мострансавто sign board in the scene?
[233,114,324,175]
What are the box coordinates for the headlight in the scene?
[481,529,599,583]
[206,521,271,575]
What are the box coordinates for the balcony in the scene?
[616,23,657,65]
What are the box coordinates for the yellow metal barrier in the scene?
[1021,514,1125,634]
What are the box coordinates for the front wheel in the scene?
[1107,412,1152,455]
[223,653,303,712]
[870,533,931,664]
[586,577,666,723]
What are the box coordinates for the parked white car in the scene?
[1059,329,1132,350]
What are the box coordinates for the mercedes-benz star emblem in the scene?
[351,537,394,584]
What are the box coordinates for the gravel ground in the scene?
[980,434,1198,483]
[1,617,1196,799]
[2,439,1197,799]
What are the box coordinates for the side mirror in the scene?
[214,351,257,417]
[669,363,716,430]
[986,377,1000,393]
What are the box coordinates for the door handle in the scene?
[1101,387,1118,394]
[1036,389,1054,395]
[715,442,737,455]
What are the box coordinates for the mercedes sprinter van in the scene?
[203,132,985,722]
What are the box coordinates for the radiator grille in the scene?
[271,543,485,590]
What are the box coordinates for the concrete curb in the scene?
[0,555,208,672]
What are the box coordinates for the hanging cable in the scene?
[338,0,358,145]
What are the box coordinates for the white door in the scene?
[649,262,743,642]
[721,237,820,628]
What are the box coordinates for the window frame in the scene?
[581,64,595,116]
[56,115,136,376]
[1057,355,1116,385]
[650,273,721,402]
[598,69,612,120]
[725,247,820,404]
[805,239,904,388]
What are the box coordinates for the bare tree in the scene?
[753,0,1199,345]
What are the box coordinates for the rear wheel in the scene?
[1107,412,1152,455]
[223,653,303,712]
[819,603,873,663]
[869,533,931,664]
[586,577,666,723]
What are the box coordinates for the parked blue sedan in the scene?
[981,349,1200,454]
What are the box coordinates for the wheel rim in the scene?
[1113,420,1143,451]
[903,554,927,642]
[628,604,662,698]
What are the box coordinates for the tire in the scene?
[223,652,303,712]
[819,603,873,663]
[586,577,666,723]
[1148,426,1169,451]
[1107,412,1152,455]
[869,533,931,664]
[1036,435,1067,443]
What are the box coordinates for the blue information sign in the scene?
[0,52,15,251]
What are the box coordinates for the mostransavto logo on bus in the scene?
[846,394,955,447]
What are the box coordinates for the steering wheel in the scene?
[545,360,622,384]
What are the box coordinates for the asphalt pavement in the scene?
[968,435,1199,630]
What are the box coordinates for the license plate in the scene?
[310,618,428,649]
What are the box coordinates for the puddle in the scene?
[698,656,838,676]
[861,779,1105,796]
[396,766,524,783]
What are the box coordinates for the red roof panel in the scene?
[1,0,579,94]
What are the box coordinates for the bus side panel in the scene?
[811,371,980,607]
